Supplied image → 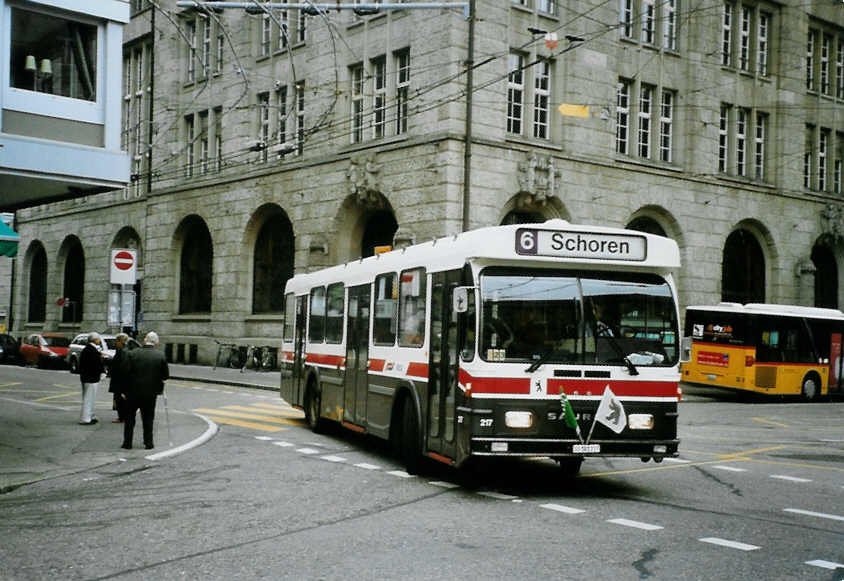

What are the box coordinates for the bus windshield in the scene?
[480,269,678,367]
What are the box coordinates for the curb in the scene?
[170,374,279,392]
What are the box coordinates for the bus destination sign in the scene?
[515,228,647,261]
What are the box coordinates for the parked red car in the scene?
[20,333,71,369]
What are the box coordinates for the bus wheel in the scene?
[305,384,324,433]
[801,374,819,401]
[400,397,423,475]
[557,457,583,478]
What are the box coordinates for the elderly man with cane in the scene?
[120,331,169,450]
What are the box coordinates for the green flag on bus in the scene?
[560,390,582,442]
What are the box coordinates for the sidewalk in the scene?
[168,363,280,391]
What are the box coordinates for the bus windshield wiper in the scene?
[596,326,640,376]
[525,347,561,373]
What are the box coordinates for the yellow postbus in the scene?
[682,303,844,400]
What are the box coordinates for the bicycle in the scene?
[214,340,243,369]
[241,344,260,372]
[260,346,277,371]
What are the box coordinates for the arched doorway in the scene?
[721,229,765,303]
[60,237,84,323]
[626,216,667,237]
[27,242,47,323]
[811,243,838,308]
[360,210,398,258]
[176,216,213,313]
[253,212,294,313]
[500,210,545,225]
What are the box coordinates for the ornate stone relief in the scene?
[821,203,844,241]
[516,151,562,207]
[346,153,384,206]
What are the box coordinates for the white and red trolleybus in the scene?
[280,219,683,475]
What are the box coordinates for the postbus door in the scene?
[292,295,308,407]
[426,270,460,461]
[344,284,370,426]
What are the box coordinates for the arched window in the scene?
[62,241,85,322]
[253,213,294,313]
[811,244,838,308]
[721,229,765,303]
[500,210,544,225]
[361,210,398,258]
[27,244,47,322]
[178,217,213,313]
[626,216,667,237]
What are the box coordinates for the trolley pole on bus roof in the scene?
[176,1,475,231]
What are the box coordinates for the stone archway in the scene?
[722,229,766,303]
[811,241,838,308]
[245,204,295,314]
[58,235,84,323]
[24,241,47,323]
[173,215,213,314]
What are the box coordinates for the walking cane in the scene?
[163,390,173,447]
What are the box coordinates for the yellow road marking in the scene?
[0,382,22,389]
[193,408,300,425]
[223,405,303,418]
[751,416,790,428]
[252,401,302,414]
[34,392,78,402]
[717,445,786,459]
[202,416,286,432]
[53,384,74,388]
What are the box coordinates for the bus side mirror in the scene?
[453,287,470,313]
[681,336,692,363]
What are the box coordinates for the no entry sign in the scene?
[110,249,137,285]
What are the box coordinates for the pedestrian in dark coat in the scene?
[108,333,131,423]
[78,333,104,425]
[121,331,169,450]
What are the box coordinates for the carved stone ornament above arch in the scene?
[346,152,385,207]
[820,203,844,242]
[517,151,562,206]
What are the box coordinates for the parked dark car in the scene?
[0,334,20,364]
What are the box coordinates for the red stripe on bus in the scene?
[691,341,755,350]
[428,452,455,465]
[458,370,531,395]
[342,421,366,433]
[281,350,294,362]
[548,379,678,398]
[369,358,386,372]
[407,362,429,378]
[305,353,345,367]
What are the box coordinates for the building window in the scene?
[372,56,387,139]
[533,60,551,140]
[276,87,287,157]
[199,110,209,173]
[804,125,814,189]
[296,82,305,155]
[819,130,829,192]
[178,217,213,314]
[757,12,769,76]
[214,106,223,171]
[10,7,98,101]
[350,64,364,144]
[754,112,767,180]
[538,0,556,16]
[659,90,673,163]
[507,53,524,135]
[261,9,271,57]
[721,2,732,67]
[638,84,653,159]
[719,104,730,173]
[736,108,747,176]
[807,30,816,91]
[396,49,410,135]
[216,23,224,74]
[616,79,630,155]
[834,133,842,195]
[258,92,270,163]
[621,0,633,39]
[201,17,211,77]
[279,9,289,49]
[641,0,655,45]
[838,40,844,99]
[738,7,750,71]
[27,243,47,323]
[821,34,831,95]
[185,114,195,177]
[253,213,294,314]
[62,240,85,323]
[297,6,307,43]
[663,0,677,51]
[186,19,196,83]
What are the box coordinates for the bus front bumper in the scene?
[470,437,680,458]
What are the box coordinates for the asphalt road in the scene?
[0,365,841,580]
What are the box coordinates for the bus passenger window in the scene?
[399,268,426,347]
[309,286,326,343]
[325,283,344,343]
[461,289,476,361]
[283,293,295,342]
[374,273,398,345]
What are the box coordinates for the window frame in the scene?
[398,267,426,348]
[308,286,327,343]
[506,52,525,135]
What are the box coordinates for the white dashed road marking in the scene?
[663,458,690,463]
[430,481,460,489]
[272,441,295,447]
[699,537,760,551]
[478,491,518,501]
[607,518,663,531]
[769,475,812,483]
[712,465,748,472]
[540,503,585,515]
[254,436,273,441]
[354,463,381,470]
[784,508,844,522]
[387,470,413,478]
[296,447,320,455]
[805,559,844,570]
[321,455,347,463]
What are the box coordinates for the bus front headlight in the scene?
[628,414,654,430]
[505,411,533,429]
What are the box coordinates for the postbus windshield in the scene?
[480,268,678,366]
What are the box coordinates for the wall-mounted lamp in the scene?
[24,55,52,91]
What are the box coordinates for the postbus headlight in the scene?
[505,411,533,429]
[628,414,654,430]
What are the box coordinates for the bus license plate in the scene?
[573,444,600,453]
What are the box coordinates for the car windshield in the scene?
[43,336,70,348]
[479,268,679,367]
[104,338,116,350]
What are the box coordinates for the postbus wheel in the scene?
[556,456,583,478]
[305,383,324,433]
[801,373,820,402]
[400,396,423,475]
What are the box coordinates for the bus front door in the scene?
[426,270,460,462]
[292,295,308,407]
[344,284,370,427]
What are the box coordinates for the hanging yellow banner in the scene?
[558,104,590,118]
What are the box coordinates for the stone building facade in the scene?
[8,0,844,364]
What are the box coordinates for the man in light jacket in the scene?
[78,332,104,425]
